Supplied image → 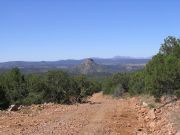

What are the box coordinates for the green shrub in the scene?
[128,71,145,95]
[175,89,180,99]
[0,86,9,109]
[113,84,125,97]
[1,68,28,105]
[102,73,130,95]
[145,36,180,99]
[103,36,180,99]
[0,69,102,109]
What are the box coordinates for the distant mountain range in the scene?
[0,57,151,74]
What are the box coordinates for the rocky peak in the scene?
[74,58,102,74]
[82,58,96,66]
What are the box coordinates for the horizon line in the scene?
[0,56,153,63]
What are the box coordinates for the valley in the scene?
[0,57,150,74]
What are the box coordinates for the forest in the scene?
[0,36,180,109]
[0,69,101,109]
[103,36,180,100]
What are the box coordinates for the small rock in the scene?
[148,109,156,120]
[18,105,23,110]
[142,102,148,107]
[155,109,161,114]
[149,122,156,128]
[139,107,148,114]
[144,116,150,122]
[127,123,131,127]
[160,96,166,104]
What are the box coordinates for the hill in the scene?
[71,58,146,75]
[72,58,104,74]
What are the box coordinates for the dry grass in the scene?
[138,94,161,109]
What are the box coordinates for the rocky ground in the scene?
[0,93,179,135]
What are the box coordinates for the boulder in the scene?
[8,105,20,111]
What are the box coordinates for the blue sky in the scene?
[0,0,180,62]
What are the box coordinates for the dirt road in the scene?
[0,92,177,135]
